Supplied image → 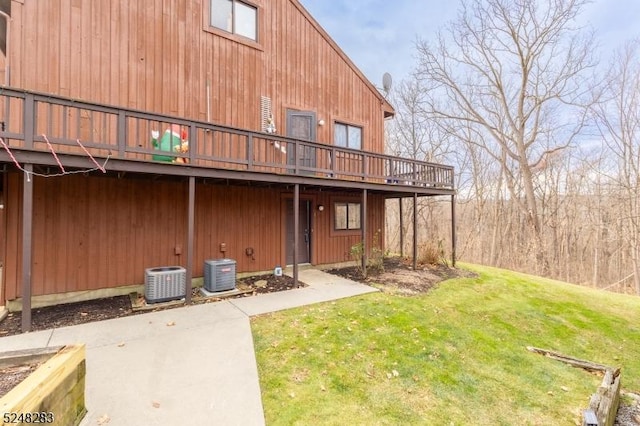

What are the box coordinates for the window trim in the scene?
[332,199,362,235]
[334,121,363,150]
[204,0,262,50]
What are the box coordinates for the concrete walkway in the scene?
[0,269,377,426]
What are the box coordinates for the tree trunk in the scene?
[519,148,550,275]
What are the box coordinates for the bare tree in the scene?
[414,0,595,274]
[591,40,640,295]
[386,80,458,257]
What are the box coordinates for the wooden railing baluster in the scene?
[1,87,454,190]
[23,93,35,149]
[117,111,126,157]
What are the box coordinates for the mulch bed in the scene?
[0,260,467,337]
[0,362,43,399]
[327,257,475,295]
[0,296,133,338]
[0,274,302,338]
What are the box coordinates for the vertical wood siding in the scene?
[1,0,391,299]
[4,172,189,299]
[312,192,385,265]
[0,172,5,267]
[7,0,387,152]
[3,172,384,299]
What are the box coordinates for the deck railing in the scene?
[0,87,454,189]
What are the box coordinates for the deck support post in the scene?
[413,193,418,270]
[21,164,33,333]
[361,189,367,276]
[451,194,456,267]
[293,184,299,286]
[185,176,195,304]
[399,197,404,257]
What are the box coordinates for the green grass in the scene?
[251,264,640,425]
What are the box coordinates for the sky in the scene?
[299,0,640,90]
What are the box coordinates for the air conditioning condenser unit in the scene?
[145,266,187,303]
[204,259,236,292]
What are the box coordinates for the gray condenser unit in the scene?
[145,266,187,303]
[204,259,236,292]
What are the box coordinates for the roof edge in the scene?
[291,0,395,117]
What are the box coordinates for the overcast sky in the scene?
[299,0,640,89]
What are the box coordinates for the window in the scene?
[334,202,361,230]
[211,0,257,41]
[334,122,362,150]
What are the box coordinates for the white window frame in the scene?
[210,0,257,41]
[334,122,362,150]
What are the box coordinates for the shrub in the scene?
[368,229,385,275]
[350,241,365,278]
[350,229,385,277]
[418,243,441,266]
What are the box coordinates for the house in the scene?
[0,0,455,331]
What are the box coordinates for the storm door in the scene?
[286,110,317,174]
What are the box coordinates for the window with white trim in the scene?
[210,0,257,41]
[334,202,361,230]
[334,122,362,150]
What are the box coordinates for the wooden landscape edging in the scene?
[527,346,620,426]
[0,346,62,369]
[0,344,87,426]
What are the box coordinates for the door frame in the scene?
[286,109,317,173]
[280,193,316,267]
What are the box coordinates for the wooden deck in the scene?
[0,87,454,195]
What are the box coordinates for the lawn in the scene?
[251,264,640,425]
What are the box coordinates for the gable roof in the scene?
[291,0,395,118]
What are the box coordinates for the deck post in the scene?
[451,194,457,267]
[185,176,195,304]
[361,189,367,275]
[293,184,299,286]
[399,197,404,257]
[413,192,418,270]
[21,164,33,333]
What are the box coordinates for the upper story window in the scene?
[211,0,257,41]
[334,122,362,150]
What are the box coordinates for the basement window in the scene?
[334,202,361,231]
[210,0,257,41]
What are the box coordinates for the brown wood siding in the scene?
[2,0,392,300]
[3,172,385,299]
[275,191,383,266]
[4,172,188,299]
[4,172,21,300]
[0,172,5,268]
[7,0,386,152]
[312,192,385,265]
[194,183,283,276]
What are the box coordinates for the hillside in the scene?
[252,264,640,425]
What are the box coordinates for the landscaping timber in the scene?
[527,346,621,426]
[0,345,86,426]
